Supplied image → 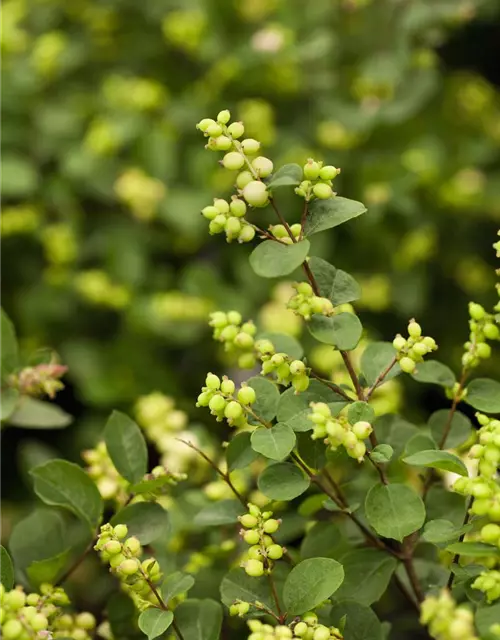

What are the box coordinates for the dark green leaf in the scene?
[247,376,280,424]
[308,313,362,350]
[465,378,500,413]
[426,487,466,527]
[403,433,437,457]
[161,571,195,603]
[403,450,468,476]
[296,432,327,470]
[360,343,400,387]
[330,601,383,640]
[347,402,375,425]
[309,257,361,306]
[428,410,472,449]
[249,240,310,278]
[31,460,102,530]
[334,549,397,606]
[226,432,260,471]
[374,415,418,456]
[138,608,173,640]
[251,424,296,461]
[1,546,14,589]
[300,522,343,560]
[8,397,72,429]
[256,332,303,360]
[107,593,136,640]
[446,542,500,557]
[277,380,347,432]
[422,520,471,544]
[370,445,393,464]
[220,568,282,612]
[476,603,500,636]
[104,410,148,483]
[283,558,344,615]
[304,197,367,236]
[267,163,303,188]
[258,462,310,500]
[175,599,223,640]
[411,360,456,387]
[1,308,18,378]
[111,502,169,544]
[26,550,70,587]
[129,476,173,495]
[365,484,425,542]
[194,500,244,526]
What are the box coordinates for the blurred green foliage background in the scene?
[2,0,500,522]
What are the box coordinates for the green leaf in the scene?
[104,410,148,484]
[129,475,173,495]
[277,380,347,432]
[465,378,500,413]
[258,462,310,501]
[426,486,467,527]
[308,313,362,350]
[309,257,361,306]
[360,343,400,387]
[422,520,471,544]
[446,542,500,557]
[267,163,303,188]
[296,432,327,470]
[364,484,425,542]
[411,360,456,387]
[1,546,14,589]
[161,571,195,603]
[111,502,169,544]
[251,424,296,461]
[370,445,393,464]
[476,603,500,636]
[256,332,303,360]
[334,549,397,606]
[283,558,344,615]
[403,450,468,476]
[1,309,19,378]
[304,197,367,236]
[300,522,343,560]
[347,402,375,425]
[30,460,103,530]
[1,387,19,421]
[138,608,173,640]
[249,240,310,278]
[226,432,260,471]
[220,567,287,613]
[8,397,72,429]
[26,550,70,587]
[247,376,280,424]
[194,500,244,526]
[403,433,437,457]
[175,599,223,640]
[330,601,383,640]
[428,410,472,449]
[107,593,136,640]
[373,414,418,457]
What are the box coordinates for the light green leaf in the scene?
[247,376,280,424]
[251,424,296,461]
[334,549,397,606]
[309,257,361,306]
[283,558,344,615]
[304,197,367,236]
[161,572,195,603]
[1,387,19,421]
[330,601,383,640]
[403,450,468,476]
[446,542,500,557]
[111,502,169,544]
[8,397,72,429]
[308,313,362,350]
[104,410,148,484]
[360,343,400,387]
[277,380,347,432]
[1,546,14,589]
[226,432,260,471]
[30,460,102,530]
[411,360,456,387]
[347,402,375,425]
[364,484,425,542]
[258,462,310,500]
[174,599,223,640]
[256,332,303,360]
[370,445,393,464]
[1,308,19,378]
[300,522,343,560]
[194,500,244,526]
[138,608,173,640]
[465,378,500,413]
[476,603,500,636]
[27,550,70,587]
[428,410,472,449]
[422,520,471,545]
[249,240,310,278]
[267,163,303,188]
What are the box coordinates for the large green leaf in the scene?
[1,308,19,378]
[258,462,310,500]
[283,558,344,615]
[309,257,361,306]
[7,397,72,429]
[403,450,468,476]
[138,608,173,640]
[428,409,472,449]
[247,376,280,424]
[296,432,327,470]
[104,410,148,483]
[465,378,500,413]
[175,599,223,640]
[330,601,383,640]
[364,483,425,542]
[193,500,244,526]
[304,197,367,236]
[411,360,456,387]
[26,550,70,587]
[249,240,310,278]
[277,380,347,432]
[360,343,400,387]
[426,486,467,528]
[31,460,102,530]
[111,502,169,544]
[334,549,397,606]
[161,572,195,603]
[403,433,437,457]
[1,546,14,589]
[267,163,303,189]
[251,423,296,461]
[308,313,363,350]
[422,520,471,545]
[226,432,260,471]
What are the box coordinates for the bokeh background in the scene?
[2,0,500,624]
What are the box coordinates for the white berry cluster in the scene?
[295,159,341,201]
[201,197,256,244]
[209,310,258,369]
[287,282,334,320]
[420,589,478,640]
[392,320,438,374]
[238,504,284,577]
[462,302,499,369]
[82,441,128,504]
[472,568,500,603]
[196,373,256,428]
[308,403,372,462]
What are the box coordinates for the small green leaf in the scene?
[249,240,310,278]
[251,424,296,461]
[476,603,500,636]
[30,460,103,530]
[256,331,303,360]
[104,410,148,484]
[283,558,344,615]
[347,402,375,425]
[411,360,456,387]
[428,410,472,449]
[267,163,303,188]
[360,343,400,387]
[194,500,244,526]
[277,380,347,432]
[446,542,500,557]
[161,572,195,603]
[226,432,260,471]
[308,313,362,350]
[364,484,425,542]
[258,462,310,501]
[465,378,500,413]
[1,546,14,589]
[138,608,173,640]
[309,257,361,306]
[334,549,397,606]
[330,601,383,640]
[403,450,468,476]
[8,397,72,429]
[247,376,280,424]
[422,520,471,545]
[304,197,367,236]
[174,599,223,640]
[1,308,19,378]
[111,502,169,544]
[370,445,393,464]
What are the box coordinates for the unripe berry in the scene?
[76,613,96,630]
[313,626,331,640]
[302,612,318,625]
[214,135,232,151]
[248,545,261,560]
[209,217,225,234]
[2,619,23,639]
[271,224,288,239]
[313,183,333,199]
[481,523,500,544]
[294,622,308,637]
[223,152,245,171]
[221,378,236,395]
[243,530,260,545]
[197,118,216,132]
[206,373,221,390]
[476,342,491,359]
[252,156,273,178]
[267,544,283,560]
[241,139,260,155]
[217,110,231,124]
[484,322,499,340]
[234,332,254,349]
[289,360,306,375]
[230,198,247,217]
[290,223,302,237]
[224,400,243,420]
[109,553,127,568]
[31,614,49,631]
[412,342,428,356]
[209,394,226,413]
[104,540,122,555]
[238,601,250,615]
[244,559,264,577]
[262,518,279,534]
[5,590,26,610]
[237,386,256,405]
[392,335,406,350]
[236,171,253,189]
[26,594,40,606]
[240,514,258,528]
[352,421,372,440]
[238,225,256,243]
[349,441,367,461]
[124,536,141,555]
[469,302,485,320]
[201,205,219,220]
[408,321,422,338]
[423,336,437,349]
[118,558,140,575]
[242,181,269,207]
[225,217,242,238]
[206,123,223,138]
[293,374,310,392]
[399,356,416,373]
[229,603,239,616]
[319,165,339,180]
[304,160,320,180]
[227,310,242,325]
[228,122,244,139]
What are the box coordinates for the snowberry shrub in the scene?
[2,110,500,640]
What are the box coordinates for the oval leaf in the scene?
[267,163,303,189]
[304,197,367,236]
[256,332,303,360]
[104,410,148,484]
[309,257,361,306]
[8,397,72,429]
[334,549,397,606]
[226,432,260,471]
[308,313,362,350]
[174,599,223,640]
[251,424,296,461]
[364,484,425,542]
[283,558,344,615]
[161,572,195,603]
[422,520,471,545]
[370,444,393,464]
[347,402,375,426]
[220,567,288,613]
[361,343,400,387]
[403,450,468,476]
[330,601,383,640]
[411,360,456,387]
[428,410,472,449]
[247,376,280,424]
[446,542,500,557]
[138,608,173,640]
[249,240,310,278]
[111,502,169,544]
[465,378,500,413]
[258,462,310,500]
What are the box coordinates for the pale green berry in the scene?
[224,401,243,420]
[313,183,333,199]
[302,612,318,625]
[350,441,367,461]
[214,198,230,214]
[227,310,242,324]
[476,342,491,359]
[399,356,416,373]
[263,518,279,534]
[271,224,288,239]
[201,205,219,220]
[484,323,499,340]
[221,378,236,395]
[206,123,223,137]
[225,216,242,238]
[234,331,254,349]
[297,282,313,296]
[240,514,258,528]
[408,321,422,338]
[229,603,239,616]
[31,614,49,631]
[423,336,437,349]
[247,545,261,560]
[104,540,122,555]
[109,553,126,568]
[220,325,238,341]
[289,360,305,375]
[290,223,302,237]
[248,504,261,516]
[215,135,232,151]
[469,302,485,320]
[3,619,23,639]
[242,321,257,336]
[245,559,264,577]
[76,613,96,630]
[304,160,321,180]
[392,334,406,350]
[118,558,140,575]
[5,590,26,610]
[251,156,273,178]
[241,138,260,155]
[238,225,256,243]
[230,198,247,217]
[293,374,310,392]
[206,373,221,389]
[313,626,331,640]
[237,386,256,405]
[209,394,226,412]
[228,122,244,138]
[267,544,283,560]
[124,536,141,555]
[197,118,216,132]
[217,109,231,124]
[238,601,250,615]
[412,342,428,356]
[352,421,372,440]
[242,181,269,207]
[294,622,308,637]
[209,216,226,234]
[236,170,253,189]
[319,165,339,180]
[243,530,260,545]
[223,152,245,171]
[26,594,40,606]
[489,503,500,520]
[481,524,500,544]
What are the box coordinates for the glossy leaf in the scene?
[403,450,468,476]
[304,197,367,236]
[249,240,310,278]
[365,484,425,542]
[104,410,148,483]
[283,558,344,615]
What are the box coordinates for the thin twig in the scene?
[366,451,388,485]
[401,552,424,603]
[365,356,398,400]
[309,371,354,402]
[299,200,309,241]
[267,572,284,622]
[340,351,365,401]
[143,575,185,640]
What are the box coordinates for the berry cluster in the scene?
[269,224,302,244]
[420,589,478,640]
[287,282,334,320]
[259,347,310,393]
[196,373,256,428]
[94,524,162,609]
[295,159,340,201]
[82,441,128,503]
[291,612,343,640]
[392,320,438,374]
[462,302,499,369]
[74,270,131,310]
[209,310,258,369]
[201,197,256,244]
[238,504,284,577]
[472,568,500,603]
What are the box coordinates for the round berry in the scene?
[482,523,500,544]
[31,614,49,631]
[251,156,273,178]
[313,626,331,640]
[2,619,23,639]
[223,152,245,171]
[240,514,258,528]
[76,613,96,630]
[319,165,339,180]
[476,342,491,359]
[238,225,256,243]
[209,216,226,234]
[399,356,416,374]
[214,135,232,151]
[230,198,247,217]
[294,622,308,637]
[423,336,437,350]
[238,601,250,615]
[227,122,244,139]
[243,530,260,545]
[109,553,127,568]
[197,118,216,132]
[263,519,279,534]
[224,401,243,420]
[292,374,310,392]
[297,282,313,296]
[227,310,242,325]
[304,159,320,180]
[206,123,223,138]
[209,394,226,413]
[5,590,26,610]
[313,183,333,199]
[469,302,485,320]
[217,109,231,124]
[226,216,242,238]
[201,205,219,220]
[206,373,221,390]
[237,386,256,405]
[221,378,236,394]
[214,198,230,214]
[267,544,283,560]
[241,139,260,155]
[236,171,253,189]
[408,321,422,338]
[271,224,288,239]
[104,540,122,555]
[244,559,264,577]
[392,335,406,351]
[234,332,254,349]
[118,558,140,576]
[290,223,302,237]
[242,181,269,207]
[484,323,499,340]
[412,342,428,356]
[352,421,372,440]
[124,536,141,555]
